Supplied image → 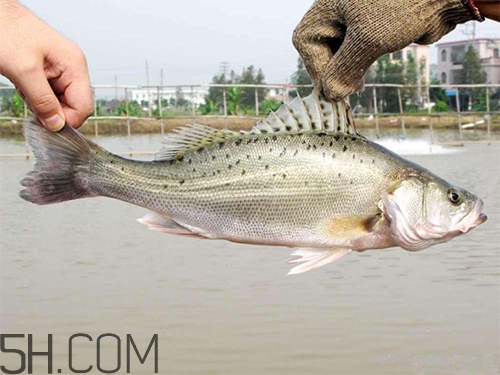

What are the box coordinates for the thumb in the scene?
[16,67,65,131]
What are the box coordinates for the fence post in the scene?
[426,85,434,144]
[397,87,406,139]
[125,87,132,156]
[223,87,228,129]
[93,87,98,141]
[158,86,164,138]
[454,87,464,144]
[191,86,196,123]
[255,87,259,116]
[486,86,491,143]
[372,86,380,139]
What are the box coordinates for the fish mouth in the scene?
[457,199,486,233]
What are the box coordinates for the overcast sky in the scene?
[1,0,498,87]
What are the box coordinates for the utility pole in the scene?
[114,74,118,100]
[220,61,230,77]
[146,60,152,117]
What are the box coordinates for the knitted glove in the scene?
[293,0,484,102]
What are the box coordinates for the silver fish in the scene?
[20,94,487,274]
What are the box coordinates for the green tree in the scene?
[261,98,281,115]
[226,87,242,115]
[117,101,140,116]
[199,96,218,115]
[291,57,312,97]
[456,46,487,110]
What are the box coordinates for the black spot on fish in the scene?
[110,160,114,164]
[226,154,230,159]
[294,150,299,157]
[247,155,250,159]
[212,155,216,161]
[334,135,340,141]
[202,173,207,177]
[258,156,262,160]
[313,144,317,150]
[192,168,196,172]
[121,167,125,171]
[225,183,230,186]
[307,145,312,150]
[253,138,259,143]
[169,160,175,165]
[241,170,246,176]
[323,152,326,159]
[338,173,342,178]
[329,141,334,147]
[213,172,216,176]
[219,142,225,149]
[272,136,277,141]
[265,165,269,170]
[178,156,184,162]
[302,140,307,145]
[269,148,273,152]
[332,153,336,159]
[343,145,347,152]
[282,174,287,179]
[179,180,185,185]
[310,122,315,128]
[247,139,252,144]
[344,136,348,141]
[320,142,325,147]
[197,147,204,153]
[372,159,376,164]
[217,170,221,174]
[235,159,240,165]
[188,159,192,164]
[350,181,353,185]
[163,185,168,189]
[235,139,242,146]
[228,164,233,170]
[265,138,269,144]
[360,159,363,164]
[320,103,325,110]
[352,154,355,159]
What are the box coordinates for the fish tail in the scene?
[20,118,100,205]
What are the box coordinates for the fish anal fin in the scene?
[325,214,383,239]
[287,248,351,275]
[138,212,195,235]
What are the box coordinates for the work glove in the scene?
[293,0,484,102]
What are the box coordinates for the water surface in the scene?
[1,134,499,375]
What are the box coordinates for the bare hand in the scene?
[0,0,93,130]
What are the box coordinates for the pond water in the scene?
[1,131,499,375]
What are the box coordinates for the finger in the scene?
[51,77,93,129]
[320,30,384,102]
[48,53,93,128]
[292,2,345,95]
[14,66,65,131]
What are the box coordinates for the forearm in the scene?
[476,0,500,21]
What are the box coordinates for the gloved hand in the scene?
[293,0,483,102]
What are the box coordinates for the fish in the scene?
[20,93,487,275]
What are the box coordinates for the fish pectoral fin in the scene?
[138,211,195,236]
[325,214,383,239]
[287,248,351,275]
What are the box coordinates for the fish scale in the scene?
[20,93,486,274]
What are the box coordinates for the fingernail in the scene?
[42,114,65,131]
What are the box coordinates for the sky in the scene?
[0,0,498,87]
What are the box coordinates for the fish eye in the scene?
[448,189,462,205]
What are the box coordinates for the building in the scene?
[388,44,431,84]
[436,38,500,85]
[130,87,208,108]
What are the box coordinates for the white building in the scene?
[436,38,500,85]
[130,87,208,107]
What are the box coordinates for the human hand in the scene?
[0,0,93,130]
[293,0,484,102]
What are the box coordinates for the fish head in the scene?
[381,176,487,252]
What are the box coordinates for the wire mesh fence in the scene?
[1,83,499,157]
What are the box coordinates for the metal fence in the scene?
[1,83,499,157]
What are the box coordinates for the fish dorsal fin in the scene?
[251,92,357,136]
[154,124,237,161]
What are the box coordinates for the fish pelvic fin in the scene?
[20,118,99,205]
[138,211,196,236]
[287,248,351,275]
